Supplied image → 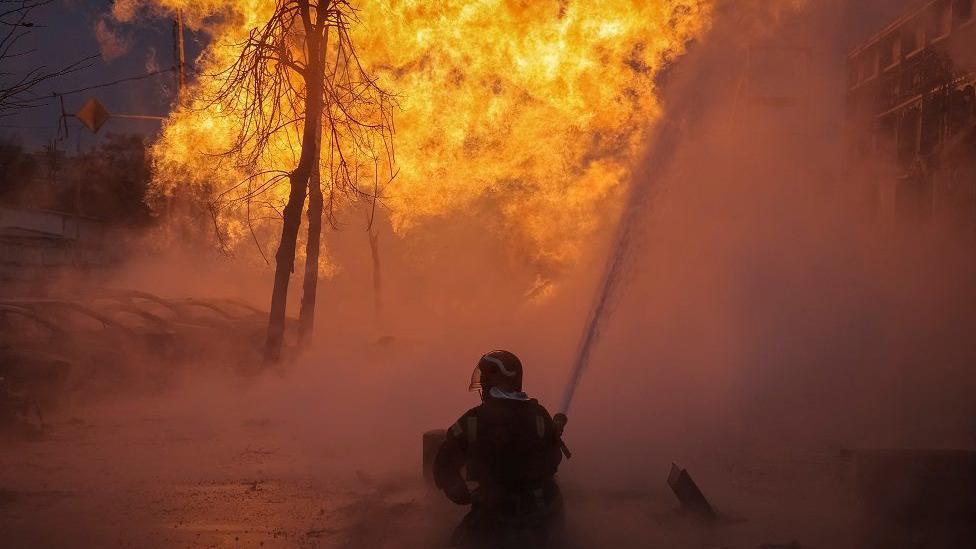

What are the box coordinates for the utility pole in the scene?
[172,10,186,104]
[167,10,186,244]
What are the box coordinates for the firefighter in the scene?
[434,350,568,548]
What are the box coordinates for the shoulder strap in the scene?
[466,416,478,445]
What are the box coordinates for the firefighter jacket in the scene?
[434,395,563,513]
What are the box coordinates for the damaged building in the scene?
[846,0,976,231]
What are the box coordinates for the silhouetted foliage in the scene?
[0,133,152,226]
[73,133,153,224]
[0,136,39,203]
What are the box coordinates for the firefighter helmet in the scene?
[469,350,523,393]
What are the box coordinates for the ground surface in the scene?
[0,390,859,549]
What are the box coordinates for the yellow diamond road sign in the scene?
[75,98,111,133]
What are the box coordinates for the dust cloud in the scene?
[3,1,975,548]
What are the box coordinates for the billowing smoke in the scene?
[93,17,131,61]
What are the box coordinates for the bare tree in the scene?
[368,225,382,327]
[298,129,323,344]
[0,0,93,115]
[210,0,394,361]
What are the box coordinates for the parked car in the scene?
[0,299,177,393]
[0,305,73,411]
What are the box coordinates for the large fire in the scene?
[113,0,711,272]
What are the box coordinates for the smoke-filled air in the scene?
[2,0,975,548]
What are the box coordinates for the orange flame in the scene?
[115,0,712,271]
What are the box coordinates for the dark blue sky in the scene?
[1,0,205,150]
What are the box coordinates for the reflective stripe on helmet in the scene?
[481,354,517,377]
[466,416,478,445]
[535,415,545,438]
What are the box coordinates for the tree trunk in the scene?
[298,153,323,343]
[264,11,324,363]
[368,228,383,327]
[264,165,311,363]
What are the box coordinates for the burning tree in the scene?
[135,0,710,331]
[210,0,394,361]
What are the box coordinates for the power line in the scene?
[0,124,58,129]
[51,67,178,138]
[3,66,181,140]
[52,66,177,98]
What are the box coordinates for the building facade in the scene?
[846,0,976,231]
[0,207,114,283]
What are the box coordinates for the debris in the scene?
[667,463,716,519]
[306,527,336,538]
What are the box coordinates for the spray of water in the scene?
[560,118,684,414]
